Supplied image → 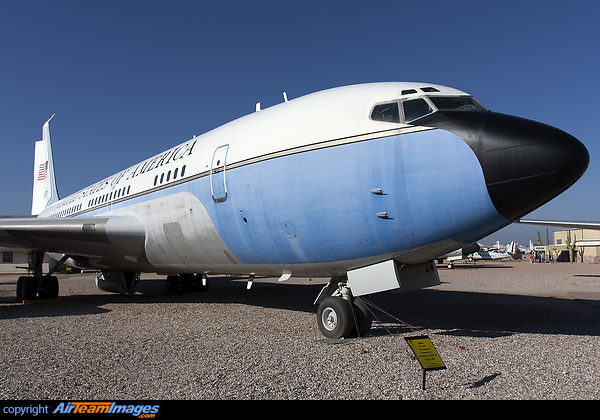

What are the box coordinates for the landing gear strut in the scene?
[165,273,209,294]
[16,251,68,302]
[315,278,372,339]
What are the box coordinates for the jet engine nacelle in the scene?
[96,270,140,294]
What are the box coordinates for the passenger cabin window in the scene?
[429,96,487,112]
[371,102,400,123]
[403,98,433,123]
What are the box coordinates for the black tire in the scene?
[176,276,186,294]
[17,276,37,301]
[177,274,195,294]
[46,276,59,299]
[39,276,59,299]
[352,297,373,337]
[317,296,353,339]
[16,276,26,302]
[166,275,178,293]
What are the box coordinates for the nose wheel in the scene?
[316,295,373,339]
[318,296,353,338]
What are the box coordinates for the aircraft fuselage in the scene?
[37,82,588,280]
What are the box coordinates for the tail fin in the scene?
[507,241,521,258]
[31,115,59,215]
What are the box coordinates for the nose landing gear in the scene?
[315,279,372,339]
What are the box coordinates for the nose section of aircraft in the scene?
[477,113,588,220]
[417,111,589,220]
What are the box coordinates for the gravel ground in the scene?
[1,260,599,400]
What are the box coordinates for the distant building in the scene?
[535,229,600,263]
[0,248,50,274]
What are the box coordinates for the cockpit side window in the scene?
[403,98,433,123]
[371,102,400,123]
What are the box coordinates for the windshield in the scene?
[403,98,434,123]
[429,96,487,112]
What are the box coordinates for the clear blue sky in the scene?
[1,0,598,246]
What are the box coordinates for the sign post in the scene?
[405,335,446,390]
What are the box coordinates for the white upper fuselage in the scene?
[40,83,468,220]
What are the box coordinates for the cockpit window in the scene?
[403,98,433,123]
[371,102,400,123]
[429,96,487,112]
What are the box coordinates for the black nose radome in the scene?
[416,111,589,220]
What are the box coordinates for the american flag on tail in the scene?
[37,161,48,181]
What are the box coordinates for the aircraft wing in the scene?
[517,219,600,230]
[0,215,146,260]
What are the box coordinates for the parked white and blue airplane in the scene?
[473,241,521,262]
[440,241,521,269]
[0,82,589,338]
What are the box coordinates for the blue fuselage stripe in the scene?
[81,129,510,266]
[198,129,508,264]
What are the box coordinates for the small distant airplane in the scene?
[504,241,523,259]
[437,242,480,268]
[0,82,589,338]
[478,248,510,261]
[519,240,535,254]
[439,241,521,268]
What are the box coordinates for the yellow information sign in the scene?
[405,335,446,371]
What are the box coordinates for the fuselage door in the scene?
[211,144,229,203]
